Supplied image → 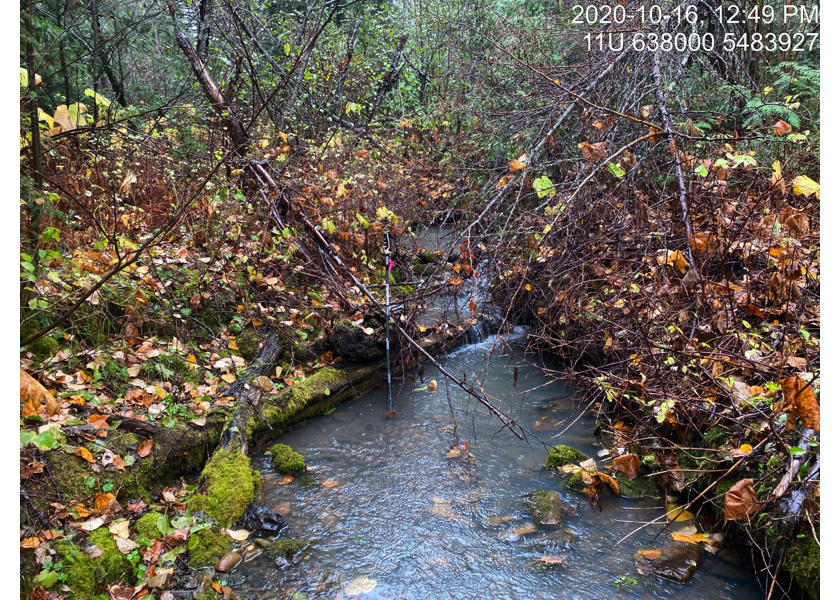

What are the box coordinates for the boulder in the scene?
[616,472,659,499]
[242,503,288,536]
[525,490,565,526]
[329,320,382,363]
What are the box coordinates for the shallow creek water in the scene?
[230,335,763,600]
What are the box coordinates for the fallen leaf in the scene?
[71,517,104,532]
[537,556,565,564]
[115,537,137,554]
[666,506,695,522]
[578,141,607,162]
[20,537,41,548]
[75,446,95,464]
[72,503,92,518]
[612,454,640,481]
[88,414,110,430]
[225,529,250,541]
[20,370,60,417]
[323,480,339,488]
[278,474,294,485]
[636,548,661,560]
[782,376,820,431]
[724,479,759,521]
[95,493,115,513]
[109,519,131,538]
[137,439,153,458]
[671,532,710,544]
[597,472,620,495]
[221,373,237,384]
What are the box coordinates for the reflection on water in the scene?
[233,338,762,600]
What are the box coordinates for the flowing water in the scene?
[230,334,763,600]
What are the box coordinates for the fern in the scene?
[742,99,801,130]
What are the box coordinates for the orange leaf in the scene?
[137,439,153,458]
[773,120,792,136]
[782,376,820,432]
[468,298,477,312]
[20,537,41,548]
[612,454,640,481]
[597,472,620,495]
[509,153,528,171]
[537,556,565,564]
[323,480,339,488]
[75,446,95,464]
[279,474,294,485]
[95,493,115,512]
[88,414,110,429]
[724,479,759,521]
[112,456,125,471]
[20,370,60,417]
[636,549,661,560]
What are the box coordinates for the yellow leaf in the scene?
[278,474,294,485]
[109,519,130,539]
[666,506,695,522]
[524,283,532,291]
[75,446,95,464]
[20,537,41,548]
[221,373,237,384]
[73,503,92,518]
[791,175,820,199]
[95,493,115,512]
[671,532,710,544]
[770,161,785,194]
[739,444,753,454]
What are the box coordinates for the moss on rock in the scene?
[188,528,233,568]
[784,532,820,599]
[566,471,584,493]
[269,444,305,475]
[615,472,659,499]
[546,445,588,470]
[526,490,565,526]
[21,320,59,361]
[189,449,255,525]
[133,511,165,540]
[269,538,309,560]
[236,329,261,362]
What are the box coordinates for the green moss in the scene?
[236,329,261,362]
[546,445,588,470]
[615,472,659,499]
[248,367,347,438]
[21,320,59,361]
[704,425,728,447]
[188,528,233,568]
[269,538,309,560]
[269,444,306,475]
[527,490,565,526]
[193,590,222,600]
[134,511,165,540]
[189,449,255,525]
[88,528,132,581]
[566,471,584,493]
[784,532,819,599]
[54,540,98,599]
[159,353,202,384]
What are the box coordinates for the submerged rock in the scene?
[243,503,288,535]
[329,320,383,363]
[525,490,565,526]
[545,445,588,470]
[637,542,703,583]
[215,551,242,572]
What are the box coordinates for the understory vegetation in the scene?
[20,1,818,598]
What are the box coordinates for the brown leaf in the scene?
[509,153,528,171]
[20,370,60,417]
[773,120,792,136]
[782,376,820,432]
[142,540,164,563]
[724,479,760,521]
[612,454,641,481]
[137,439,153,458]
[537,556,565,564]
[578,141,607,163]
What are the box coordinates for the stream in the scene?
[225,333,763,599]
